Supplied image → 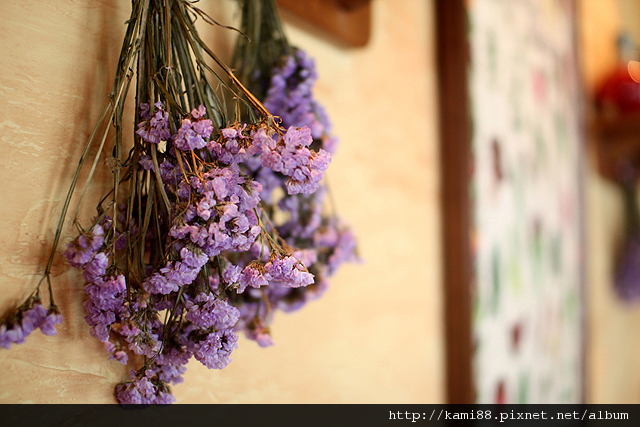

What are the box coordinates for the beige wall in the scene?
[579,0,640,404]
[0,0,443,403]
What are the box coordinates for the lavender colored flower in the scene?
[39,307,63,336]
[111,350,129,365]
[20,303,48,335]
[192,329,238,369]
[160,159,180,184]
[237,263,269,294]
[258,126,331,195]
[222,263,241,286]
[152,347,189,385]
[244,317,274,347]
[83,274,126,342]
[122,319,162,357]
[82,252,109,283]
[173,106,213,151]
[615,234,640,301]
[0,298,63,349]
[143,259,203,295]
[246,327,274,348]
[263,50,322,137]
[180,247,209,269]
[185,294,239,330]
[136,102,171,144]
[0,324,11,349]
[139,154,154,171]
[313,218,360,276]
[5,324,26,345]
[168,166,262,258]
[277,189,325,239]
[115,376,162,405]
[64,225,105,269]
[264,254,314,288]
[208,124,261,164]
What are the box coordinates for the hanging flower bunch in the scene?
[1,0,357,404]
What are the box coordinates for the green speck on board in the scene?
[551,234,562,275]
[518,373,529,404]
[492,248,500,313]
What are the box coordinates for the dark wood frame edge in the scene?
[436,0,474,404]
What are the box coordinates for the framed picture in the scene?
[438,0,585,404]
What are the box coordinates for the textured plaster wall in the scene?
[0,0,442,403]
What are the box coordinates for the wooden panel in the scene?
[276,0,371,47]
[436,0,474,404]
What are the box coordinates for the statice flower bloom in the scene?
[278,189,325,239]
[64,225,105,269]
[244,317,273,347]
[19,303,48,336]
[173,105,213,151]
[0,325,11,349]
[39,307,63,336]
[237,262,269,294]
[255,126,331,195]
[184,294,239,330]
[314,218,360,276]
[263,50,322,137]
[264,254,314,288]
[149,347,190,385]
[159,159,181,184]
[139,154,154,171]
[192,329,238,369]
[136,102,171,144]
[143,247,209,295]
[82,252,109,283]
[168,165,262,258]
[0,299,62,349]
[83,274,127,343]
[115,374,175,405]
[208,124,261,164]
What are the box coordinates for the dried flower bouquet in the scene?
[1,0,357,404]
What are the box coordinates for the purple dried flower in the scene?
[264,254,314,288]
[208,124,261,164]
[173,106,213,151]
[136,102,171,144]
[185,294,239,330]
[258,126,331,195]
[111,350,129,365]
[115,376,162,405]
[0,324,11,349]
[238,263,269,294]
[192,329,238,369]
[38,306,63,336]
[64,225,105,269]
[139,155,154,171]
[20,303,48,335]
[615,234,640,301]
[82,252,109,283]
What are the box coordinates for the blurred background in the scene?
[1,0,640,404]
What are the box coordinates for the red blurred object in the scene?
[495,380,506,404]
[596,62,640,114]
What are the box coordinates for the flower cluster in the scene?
[226,47,359,344]
[0,297,62,349]
[8,0,356,406]
[58,91,350,404]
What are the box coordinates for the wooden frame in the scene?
[436,0,474,404]
[276,0,371,47]
[437,0,585,404]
